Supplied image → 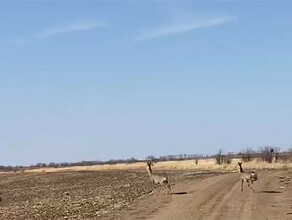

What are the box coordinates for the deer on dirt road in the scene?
[238,161,258,192]
[146,161,172,195]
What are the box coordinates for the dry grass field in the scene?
[26,158,292,173]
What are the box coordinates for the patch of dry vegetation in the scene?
[23,158,292,174]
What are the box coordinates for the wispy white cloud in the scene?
[135,16,238,41]
[37,21,106,38]
[12,21,106,46]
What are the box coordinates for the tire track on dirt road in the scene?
[213,170,292,220]
[146,173,239,220]
[143,170,291,220]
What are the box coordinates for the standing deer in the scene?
[146,161,172,195]
[238,161,258,192]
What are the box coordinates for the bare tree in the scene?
[215,149,223,165]
[258,146,274,163]
[241,148,255,162]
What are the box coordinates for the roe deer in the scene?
[146,161,172,194]
[238,161,258,192]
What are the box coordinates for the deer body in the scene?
[146,162,172,194]
[238,162,257,192]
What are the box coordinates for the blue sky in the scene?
[0,1,292,165]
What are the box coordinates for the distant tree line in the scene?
[216,146,289,165]
[0,147,291,172]
[146,154,210,162]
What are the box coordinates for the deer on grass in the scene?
[238,161,258,192]
[146,161,172,195]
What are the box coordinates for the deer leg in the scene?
[246,180,255,192]
[241,179,244,191]
[249,183,255,192]
[166,183,172,195]
[246,179,250,188]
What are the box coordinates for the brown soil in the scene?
[0,169,216,219]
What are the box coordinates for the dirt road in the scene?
[119,169,291,220]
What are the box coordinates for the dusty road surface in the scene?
[118,169,291,220]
